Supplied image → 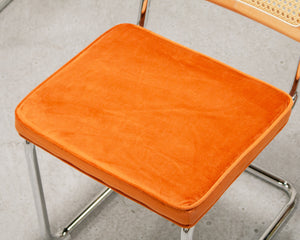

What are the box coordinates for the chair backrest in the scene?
[206,0,300,42]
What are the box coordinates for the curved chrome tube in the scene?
[25,141,113,240]
[137,0,150,27]
[61,187,113,237]
[179,164,296,240]
[246,164,297,240]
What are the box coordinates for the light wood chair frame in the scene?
[24,0,299,239]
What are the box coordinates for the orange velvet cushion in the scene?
[15,23,293,227]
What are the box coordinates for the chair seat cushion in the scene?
[15,23,293,227]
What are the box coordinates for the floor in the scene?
[0,0,299,239]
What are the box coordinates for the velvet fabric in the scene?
[15,24,293,227]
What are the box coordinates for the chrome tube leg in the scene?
[246,164,297,240]
[25,141,59,240]
[25,140,113,239]
[181,227,195,240]
[0,0,13,13]
[61,187,113,237]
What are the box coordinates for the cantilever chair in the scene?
[15,0,299,239]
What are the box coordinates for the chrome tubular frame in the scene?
[179,164,297,240]
[0,0,13,13]
[25,141,55,240]
[245,164,297,240]
[25,141,113,240]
